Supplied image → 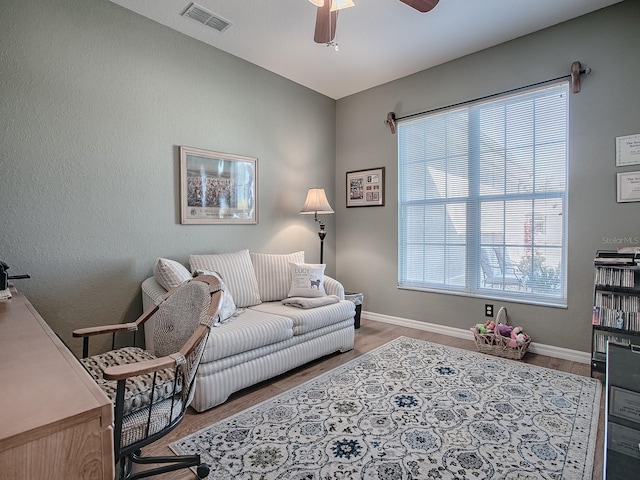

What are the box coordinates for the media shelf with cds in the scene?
[591,250,640,376]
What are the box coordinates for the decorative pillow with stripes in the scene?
[250,251,305,302]
[193,269,239,324]
[189,249,261,307]
[153,258,191,291]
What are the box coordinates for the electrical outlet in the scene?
[485,304,494,317]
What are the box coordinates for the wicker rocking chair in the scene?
[73,275,223,480]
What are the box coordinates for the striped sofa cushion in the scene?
[201,308,294,362]
[197,318,354,376]
[190,249,261,308]
[250,300,355,335]
[250,251,304,302]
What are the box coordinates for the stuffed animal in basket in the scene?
[472,323,487,334]
[509,326,528,348]
[472,320,497,335]
[484,320,496,332]
[497,323,512,337]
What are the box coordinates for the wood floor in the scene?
[136,319,605,479]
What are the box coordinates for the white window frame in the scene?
[398,82,569,307]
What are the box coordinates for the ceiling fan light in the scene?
[308,0,354,10]
[330,0,355,11]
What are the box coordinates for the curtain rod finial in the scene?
[386,112,397,134]
[571,61,584,93]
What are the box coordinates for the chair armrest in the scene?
[103,355,175,381]
[323,276,345,300]
[73,280,182,345]
[73,285,175,357]
[73,322,138,339]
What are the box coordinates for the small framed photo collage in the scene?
[346,167,385,208]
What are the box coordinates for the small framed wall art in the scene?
[346,167,385,208]
[180,146,257,224]
[616,171,640,203]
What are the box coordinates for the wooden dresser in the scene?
[0,287,114,479]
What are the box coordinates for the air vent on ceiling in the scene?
[182,3,232,33]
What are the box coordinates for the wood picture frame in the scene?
[346,167,385,208]
[180,146,257,224]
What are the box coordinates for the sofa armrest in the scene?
[323,275,345,300]
[142,277,168,307]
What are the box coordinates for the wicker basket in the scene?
[472,307,531,360]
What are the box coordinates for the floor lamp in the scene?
[300,188,334,264]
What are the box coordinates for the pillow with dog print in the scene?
[288,262,326,298]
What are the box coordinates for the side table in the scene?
[344,291,363,329]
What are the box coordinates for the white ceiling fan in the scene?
[308,0,439,44]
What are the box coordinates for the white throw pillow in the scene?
[189,250,261,308]
[153,258,192,291]
[288,262,326,298]
[193,270,238,324]
[250,251,305,302]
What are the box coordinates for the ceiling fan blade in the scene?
[398,0,439,13]
[314,2,337,44]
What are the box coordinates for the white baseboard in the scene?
[362,310,591,365]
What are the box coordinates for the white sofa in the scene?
[141,250,355,412]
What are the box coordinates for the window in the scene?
[398,82,568,306]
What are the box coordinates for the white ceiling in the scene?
[108,0,622,100]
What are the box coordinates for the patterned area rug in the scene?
[171,336,601,479]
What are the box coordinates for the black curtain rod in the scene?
[396,73,573,122]
[385,61,590,134]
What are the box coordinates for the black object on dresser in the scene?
[0,261,30,290]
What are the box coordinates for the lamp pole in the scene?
[318,221,326,264]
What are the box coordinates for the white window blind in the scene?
[398,82,568,306]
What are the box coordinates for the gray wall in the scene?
[335,1,640,352]
[1,0,637,357]
[0,0,336,355]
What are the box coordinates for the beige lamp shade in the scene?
[300,188,334,215]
